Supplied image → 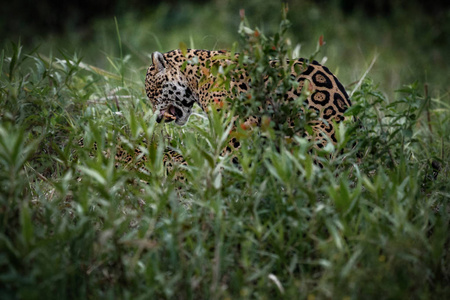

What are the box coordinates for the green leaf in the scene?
[78,166,107,185]
[180,42,188,57]
[0,49,4,78]
[213,171,222,190]
[20,203,33,245]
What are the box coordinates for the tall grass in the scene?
[0,11,449,300]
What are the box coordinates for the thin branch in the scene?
[86,95,132,104]
[350,54,378,98]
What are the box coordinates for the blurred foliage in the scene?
[1,0,449,98]
[0,3,449,299]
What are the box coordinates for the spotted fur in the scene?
[146,49,351,148]
[77,137,186,180]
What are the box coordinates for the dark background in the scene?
[1,0,448,42]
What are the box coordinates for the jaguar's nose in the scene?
[173,106,183,119]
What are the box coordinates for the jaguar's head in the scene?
[145,51,197,126]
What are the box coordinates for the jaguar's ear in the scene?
[152,51,166,72]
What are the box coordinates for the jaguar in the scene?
[145,49,351,150]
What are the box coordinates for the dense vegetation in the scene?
[1,1,449,299]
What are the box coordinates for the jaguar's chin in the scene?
[174,112,191,126]
[175,118,187,126]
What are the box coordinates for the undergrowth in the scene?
[0,10,449,300]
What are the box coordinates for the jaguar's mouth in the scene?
[156,105,183,123]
